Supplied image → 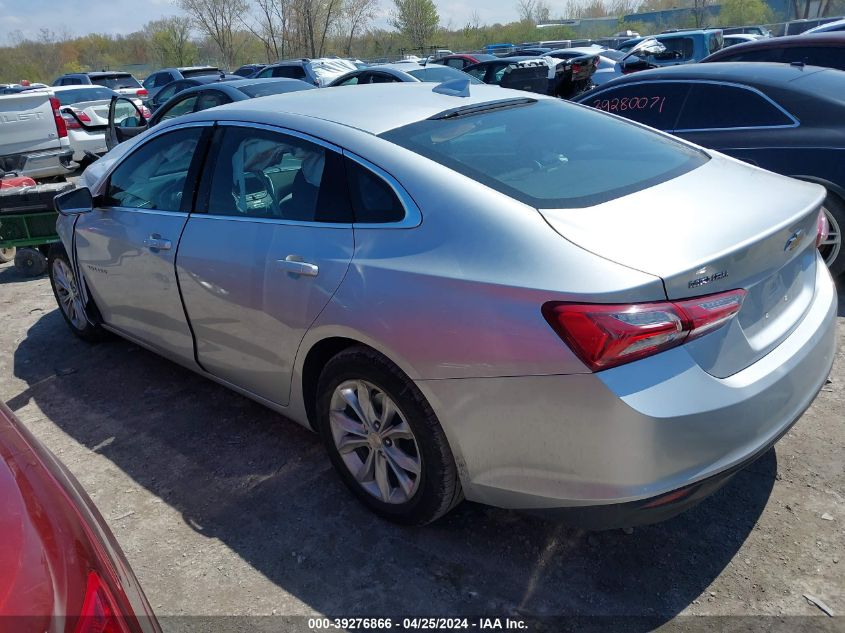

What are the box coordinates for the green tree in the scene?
[718,0,774,24]
[145,17,198,67]
[391,0,440,50]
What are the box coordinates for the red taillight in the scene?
[62,109,92,130]
[817,209,830,248]
[571,63,582,74]
[543,288,747,371]
[136,88,148,97]
[50,96,68,138]
[74,571,131,633]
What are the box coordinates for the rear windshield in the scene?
[380,99,708,208]
[91,74,141,89]
[237,80,314,97]
[182,68,220,77]
[56,87,116,105]
[407,66,483,84]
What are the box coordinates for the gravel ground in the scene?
[0,260,843,631]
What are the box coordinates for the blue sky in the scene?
[0,0,523,43]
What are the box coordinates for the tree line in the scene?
[1,0,841,84]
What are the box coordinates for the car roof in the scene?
[586,61,834,88]
[198,82,553,134]
[705,31,845,59]
[804,18,845,33]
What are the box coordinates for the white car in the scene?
[54,86,149,164]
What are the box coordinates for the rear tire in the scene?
[0,247,15,264]
[48,244,106,342]
[316,346,463,525]
[14,247,47,277]
[819,192,844,278]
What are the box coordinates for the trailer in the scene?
[0,180,74,276]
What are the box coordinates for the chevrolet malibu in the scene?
[50,83,837,527]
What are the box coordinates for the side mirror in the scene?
[54,186,94,216]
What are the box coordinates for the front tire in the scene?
[48,244,106,342]
[316,346,463,525]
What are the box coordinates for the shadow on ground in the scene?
[8,309,777,625]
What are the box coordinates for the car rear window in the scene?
[56,87,116,105]
[182,68,220,77]
[407,66,483,84]
[380,99,708,209]
[91,74,141,89]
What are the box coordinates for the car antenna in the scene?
[432,78,471,97]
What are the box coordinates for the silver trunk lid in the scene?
[540,154,826,377]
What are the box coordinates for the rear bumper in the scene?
[14,148,75,179]
[417,256,837,526]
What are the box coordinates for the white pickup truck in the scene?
[0,89,74,180]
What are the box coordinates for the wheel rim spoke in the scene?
[337,435,369,455]
[384,444,421,476]
[374,451,391,502]
[330,410,367,438]
[381,419,414,440]
[356,447,375,482]
[339,384,371,429]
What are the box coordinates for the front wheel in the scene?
[48,244,106,342]
[819,192,844,277]
[316,347,463,525]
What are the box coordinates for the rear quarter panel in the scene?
[0,91,62,156]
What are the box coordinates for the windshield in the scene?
[57,87,117,105]
[407,66,483,84]
[91,74,141,89]
[237,80,315,97]
[380,99,707,209]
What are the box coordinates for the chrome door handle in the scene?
[143,235,172,251]
[277,256,319,277]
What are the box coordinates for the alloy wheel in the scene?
[52,258,87,330]
[329,380,421,504]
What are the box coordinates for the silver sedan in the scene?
[51,82,837,527]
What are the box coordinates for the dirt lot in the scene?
[0,259,843,631]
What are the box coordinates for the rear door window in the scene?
[585,82,689,131]
[381,98,707,209]
[205,126,352,222]
[718,48,783,62]
[675,83,794,130]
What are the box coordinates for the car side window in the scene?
[272,66,306,79]
[676,84,794,130]
[155,83,180,104]
[195,92,231,111]
[586,82,689,131]
[337,75,360,85]
[779,46,845,71]
[159,95,198,122]
[205,126,352,223]
[723,48,783,63]
[446,58,464,69]
[657,37,694,61]
[464,66,487,81]
[369,73,397,83]
[154,73,172,88]
[143,74,156,89]
[103,127,203,212]
[344,158,405,223]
